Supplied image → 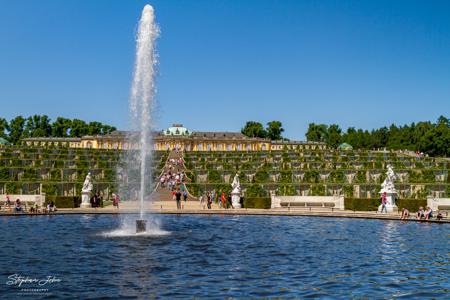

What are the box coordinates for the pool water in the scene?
[1,214,449,299]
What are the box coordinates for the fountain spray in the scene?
[129,4,159,233]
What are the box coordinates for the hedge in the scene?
[344,198,427,212]
[45,196,81,208]
[244,197,271,209]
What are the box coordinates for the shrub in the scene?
[279,170,293,183]
[254,169,269,183]
[396,199,427,212]
[5,182,19,194]
[344,198,380,211]
[304,170,319,183]
[42,183,57,195]
[277,184,297,196]
[311,184,325,196]
[186,184,202,197]
[45,196,81,208]
[214,183,231,195]
[0,168,10,180]
[207,170,221,183]
[343,185,354,197]
[344,198,427,212]
[244,197,271,209]
[246,184,267,197]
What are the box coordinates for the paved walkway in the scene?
[1,206,448,223]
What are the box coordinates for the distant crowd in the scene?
[0,195,57,214]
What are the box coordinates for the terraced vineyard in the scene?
[183,150,450,199]
[1,145,449,204]
[0,146,168,197]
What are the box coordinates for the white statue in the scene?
[231,174,241,194]
[381,164,397,193]
[378,164,398,213]
[82,172,93,193]
[80,172,93,208]
[230,173,241,208]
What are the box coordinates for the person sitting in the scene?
[416,207,425,220]
[436,211,443,221]
[47,201,57,212]
[400,208,410,220]
[14,199,23,213]
[34,203,40,214]
[424,207,433,220]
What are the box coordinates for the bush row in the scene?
[44,196,81,208]
[243,197,271,209]
[344,198,428,212]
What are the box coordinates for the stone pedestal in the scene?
[80,191,91,208]
[136,220,146,233]
[231,193,241,209]
[378,192,398,213]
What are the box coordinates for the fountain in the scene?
[128,4,159,233]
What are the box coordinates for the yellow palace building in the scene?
[23,124,327,151]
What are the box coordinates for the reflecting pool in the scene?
[1,215,448,299]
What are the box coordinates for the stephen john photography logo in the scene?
[5,274,62,297]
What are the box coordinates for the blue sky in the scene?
[0,0,449,140]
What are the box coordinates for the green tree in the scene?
[87,121,104,135]
[241,121,267,138]
[52,117,72,137]
[324,124,342,148]
[70,119,88,137]
[24,115,52,137]
[8,116,26,144]
[305,123,327,142]
[266,121,284,140]
[0,118,9,139]
[418,116,450,157]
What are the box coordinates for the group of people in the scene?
[172,188,189,209]
[1,195,57,214]
[381,193,445,221]
[160,170,186,191]
[400,207,443,221]
[199,191,236,210]
[90,192,104,208]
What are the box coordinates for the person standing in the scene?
[199,194,205,209]
[175,189,182,209]
[183,190,188,203]
[380,192,387,213]
[221,192,226,209]
[112,193,120,209]
[5,195,11,208]
[207,192,211,209]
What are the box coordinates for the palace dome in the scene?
[163,124,191,136]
